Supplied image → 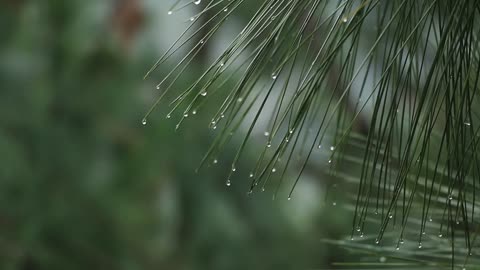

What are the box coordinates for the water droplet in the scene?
[166,114,171,119]
[287,196,291,200]
[213,159,218,164]
[356,227,361,232]
[379,257,387,263]
[360,233,364,238]
[271,73,277,80]
[226,179,231,186]
[400,239,404,244]
[232,167,236,172]
[167,10,173,15]
[142,118,147,125]
[193,0,201,4]
[237,97,243,102]
[192,110,197,115]
[249,173,254,178]
[223,8,228,12]
[396,246,400,250]
[342,17,348,23]
[465,122,471,126]
[418,243,422,249]
[328,159,332,164]
[375,239,379,244]
[200,91,207,96]
[190,17,195,21]
[184,113,189,118]
[271,168,276,173]
[261,187,265,192]
[429,217,433,222]
[264,131,270,137]
[156,85,160,90]
[289,129,294,134]
[332,202,337,206]
[330,146,335,151]
[389,214,393,219]
[267,143,272,148]
[318,145,322,149]
[438,234,443,238]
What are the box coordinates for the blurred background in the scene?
[0,1,358,269]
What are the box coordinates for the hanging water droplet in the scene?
[418,243,422,249]
[287,196,291,200]
[142,118,147,125]
[360,233,364,238]
[289,129,294,134]
[389,214,393,219]
[226,179,231,186]
[237,97,243,102]
[332,202,337,206]
[271,168,276,173]
[375,239,379,244]
[156,85,160,90]
[223,8,228,12]
[193,0,201,5]
[184,113,189,118]
[261,187,265,192]
[396,246,400,250]
[213,159,218,164]
[400,239,404,244]
[429,217,433,222]
[167,10,173,15]
[342,17,348,23]
[190,17,195,21]
[328,159,332,164]
[166,114,171,119]
[271,73,277,80]
[267,143,272,148]
[318,145,322,149]
[356,227,361,232]
[232,167,236,172]
[249,173,254,178]
[330,146,335,151]
[438,234,443,238]
[379,257,386,263]
[465,122,471,126]
[264,131,270,137]
[192,110,197,115]
[200,91,207,96]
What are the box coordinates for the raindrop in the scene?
[400,239,404,244]
[200,91,207,96]
[166,114,171,119]
[271,168,276,173]
[226,179,231,186]
[184,113,189,118]
[438,234,443,238]
[330,146,335,151]
[142,118,147,125]
[264,131,270,137]
[328,159,332,164]
[418,243,422,249]
[342,17,348,23]
[267,143,272,148]
[318,145,322,149]
[465,122,471,126]
[379,257,387,263]
[287,196,291,200]
[249,173,254,178]
[223,8,228,12]
[193,0,201,4]
[232,167,236,172]
[271,73,277,80]
[237,97,243,102]
[168,10,173,15]
[192,110,197,115]
[261,187,265,192]
[156,85,160,90]
[375,239,379,244]
[213,159,218,164]
[190,17,195,21]
[332,202,337,206]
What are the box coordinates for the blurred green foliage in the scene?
[0,2,352,270]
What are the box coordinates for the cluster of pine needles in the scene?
[145,0,480,268]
